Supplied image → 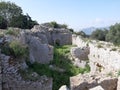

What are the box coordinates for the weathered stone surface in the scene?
[0,54,53,90]
[72,35,120,73]
[99,77,117,90]
[70,73,118,90]
[117,77,120,90]
[32,24,72,45]
[71,47,89,60]
[89,86,104,90]
[72,35,88,48]
[70,47,89,68]
[59,85,69,90]
[29,36,53,64]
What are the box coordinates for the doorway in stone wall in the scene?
[55,39,60,46]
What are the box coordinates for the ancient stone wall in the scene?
[72,35,120,73]
[32,25,72,46]
[70,73,118,90]
[0,54,52,90]
[72,35,88,47]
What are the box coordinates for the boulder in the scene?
[71,47,89,60]
[70,47,89,67]
[99,77,117,90]
[15,31,53,64]
[70,73,118,90]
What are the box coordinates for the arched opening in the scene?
[55,39,60,46]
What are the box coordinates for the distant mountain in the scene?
[81,27,110,35]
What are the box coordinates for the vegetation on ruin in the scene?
[25,45,90,90]
[5,28,20,36]
[0,41,28,58]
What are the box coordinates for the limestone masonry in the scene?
[0,23,72,90]
[70,34,120,90]
[1,25,120,90]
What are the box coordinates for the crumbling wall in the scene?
[0,54,52,90]
[88,43,120,73]
[70,73,118,90]
[32,25,72,46]
[72,35,120,74]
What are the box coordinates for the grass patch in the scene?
[27,45,90,90]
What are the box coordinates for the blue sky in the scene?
[4,0,120,30]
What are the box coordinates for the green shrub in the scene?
[117,70,120,76]
[5,28,20,36]
[0,43,12,55]
[9,41,28,58]
[50,21,59,28]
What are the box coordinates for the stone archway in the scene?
[54,39,60,46]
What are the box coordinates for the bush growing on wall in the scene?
[9,41,28,58]
[5,28,20,36]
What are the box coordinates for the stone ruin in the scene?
[31,24,72,46]
[70,73,119,90]
[70,34,120,90]
[1,25,120,90]
[0,24,72,64]
[0,53,53,90]
[0,24,72,90]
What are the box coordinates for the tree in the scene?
[60,24,68,29]
[69,28,74,33]
[90,29,108,41]
[75,31,88,38]
[50,21,59,28]
[0,1,22,23]
[0,1,38,29]
[50,21,68,29]
[106,23,120,45]
[0,16,7,29]
[9,14,38,29]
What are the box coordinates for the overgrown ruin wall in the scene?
[72,35,120,74]
[0,53,52,90]
[32,25,72,46]
[71,35,120,90]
